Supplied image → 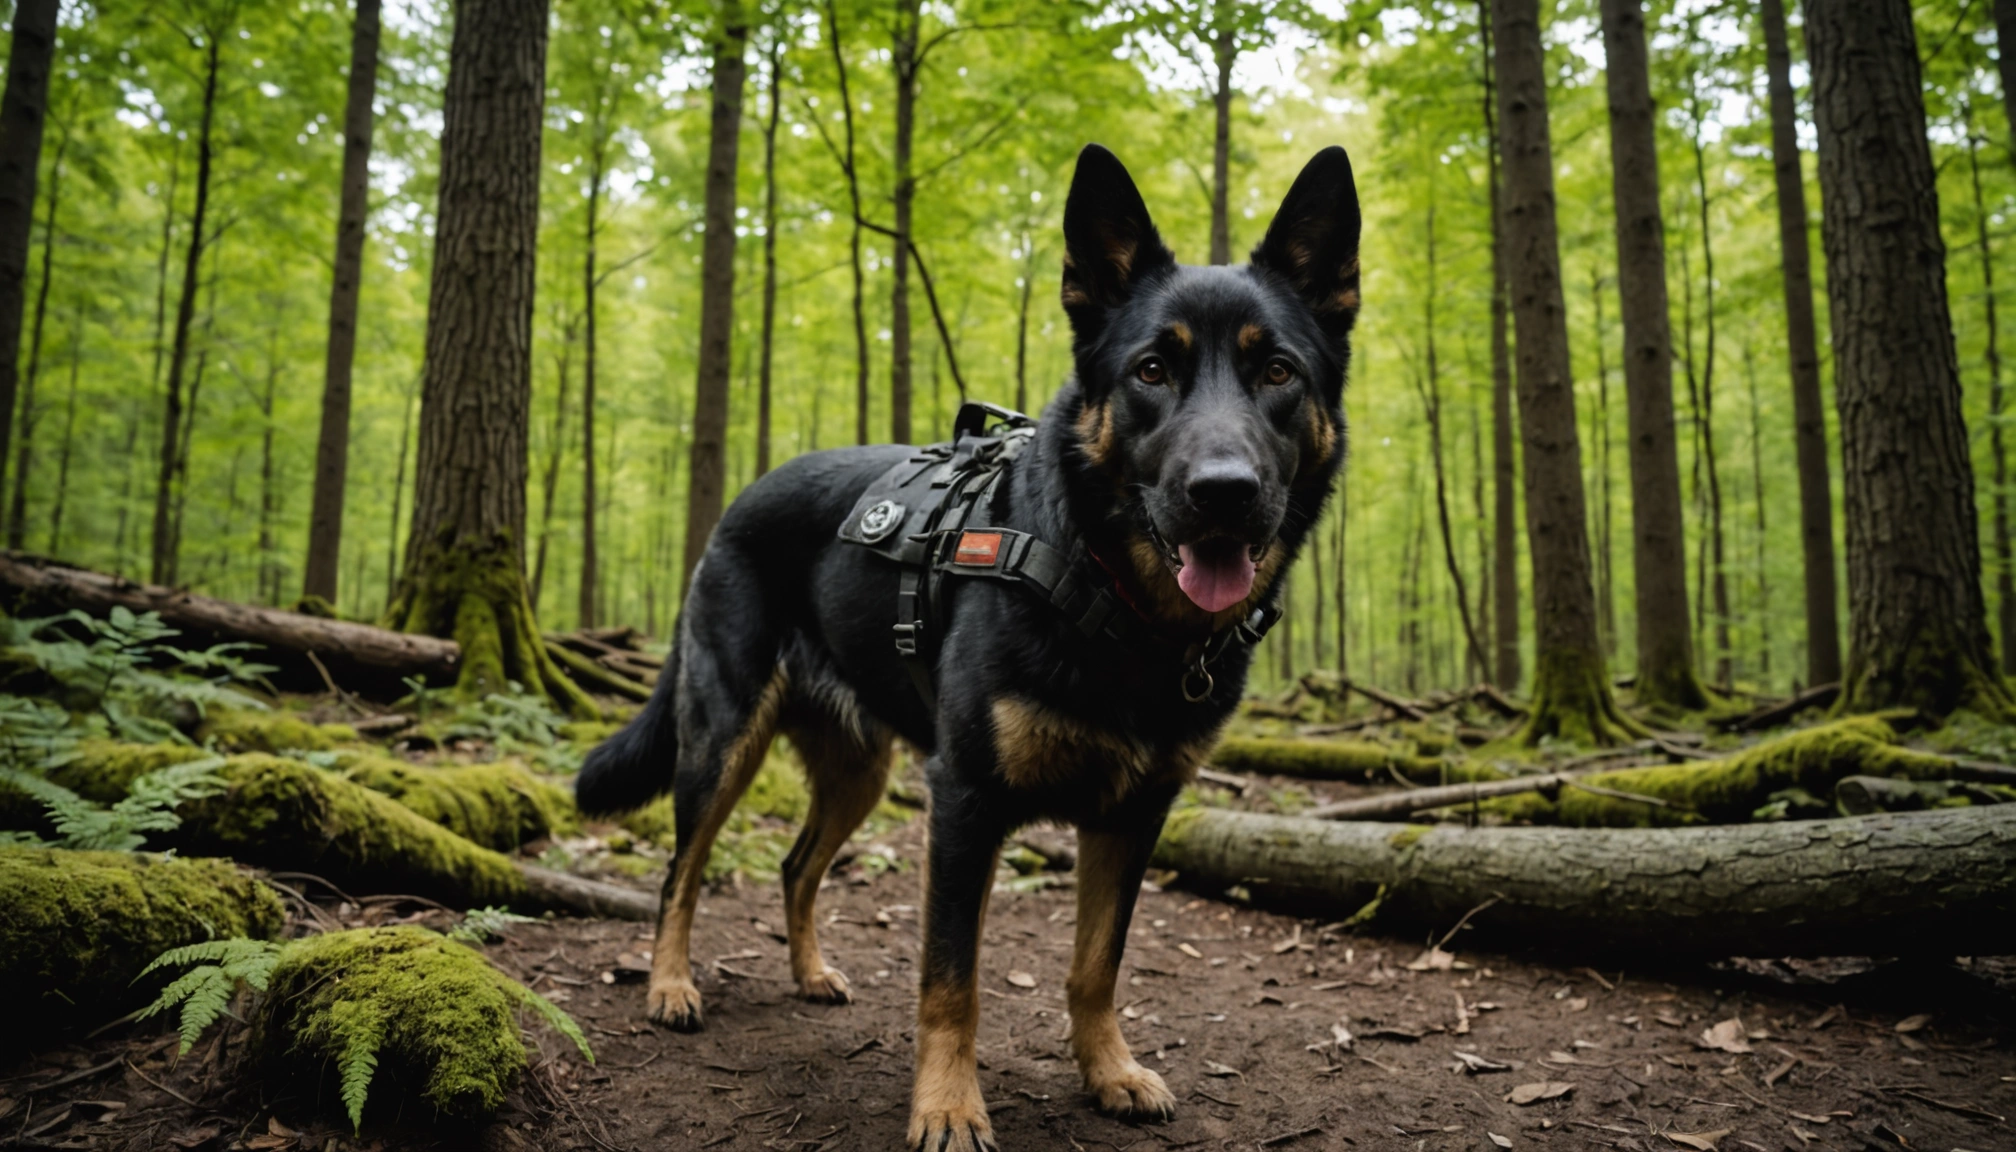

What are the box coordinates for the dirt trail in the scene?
[5,813,2013,1151]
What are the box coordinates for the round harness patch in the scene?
[858,499,906,543]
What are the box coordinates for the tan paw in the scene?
[906,1102,997,1152]
[798,965,853,1004]
[1089,1061,1175,1121]
[647,978,704,1031]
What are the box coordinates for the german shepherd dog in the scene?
[576,143,1358,1150]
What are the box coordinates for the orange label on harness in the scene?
[953,531,1003,566]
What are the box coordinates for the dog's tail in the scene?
[574,634,681,816]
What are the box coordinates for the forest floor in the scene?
[5,780,2014,1152]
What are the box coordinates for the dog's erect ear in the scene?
[1061,144,1174,345]
[1251,147,1362,345]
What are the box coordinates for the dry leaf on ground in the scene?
[1005,970,1037,989]
[1894,1013,1932,1033]
[1504,1081,1574,1104]
[1666,1128,1732,1151]
[1697,1018,1753,1054]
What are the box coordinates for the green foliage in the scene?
[0,755,227,851]
[136,937,286,1053]
[1,611,271,743]
[448,905,538,943]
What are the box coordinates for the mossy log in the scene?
[0,550,458,694]
[1,847,286,1037]
[544,639,651,702]
[199,708,361,754]
[1150,805,2016,958]
[255,927,590,1127]
[1474,716,1954,826]
[1210,736,1485,783]
[325,751,579,850]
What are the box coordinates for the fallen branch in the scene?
[545,640,651,702]
[1211,737,1457,783]
[0,550,458,691]
[1344,679,1428,722]
[1719,682,1842,733]
[1150,804,2016,957]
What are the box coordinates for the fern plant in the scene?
[2,609,274,743]
[0,756,227,851]
[134,938,286,1053]
[448,906,538,943]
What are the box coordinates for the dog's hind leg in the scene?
[1068,817,1177,1120]
[778,712,894,1004]
[646,565,789,1031]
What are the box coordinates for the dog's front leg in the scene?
[909,781,1005,1152]
[1068,820,1176,1120]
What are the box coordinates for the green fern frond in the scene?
[448,906,537,943]
[516,986,594,1064]
[135,938,285,1054]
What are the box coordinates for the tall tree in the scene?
[0,0,58,513]
[1493,0,1638,741]
[578,89,609,630]
[819,0,868,446]
[1480,0,1519,691]
[1806,0,2010,716]
[151,13,226,586]
[5,119,64,550]
[1596,0,1706,711]
[385,0,588,713]
[755,29,782,478]
[680,0,749,594]
[1964,100,2016,674]
[889,0,920,443]
[1761,0,1839,688]
[302,0,382,605]
[1682,39,1730,689]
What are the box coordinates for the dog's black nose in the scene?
[1187,461,1260,515]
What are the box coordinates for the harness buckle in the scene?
[892,621,921,657]
[1181,658,1215,703]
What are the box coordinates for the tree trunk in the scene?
[1806,0,2009,717]
[386,0,587,713]
[756,33,781,478]
[1152,804,2016,958]
[1493,0,1636,743]
[1764,0,1840,688]
[530,321,573,612]
[5,122,62,551]
[43,303,76,555]
[1743,343,1771,682]
[579,153,602,631]
[1418,199,1489,675]
[1598,0,1705,712]
[257,335,279,605]
[1015,232,1035,414]
[1209,28,1233,265]
[1687,71,1731,690]
[152,32,221,588]
[1589,269,1614,657]
[889,0,919,444]
[1480,0,1519,693]
[385,378,415,608]
[302,0,382,606]
[824,0,869,448]
[680,0,748,597]
[1965,115,2016,676]
[0,0,56,523]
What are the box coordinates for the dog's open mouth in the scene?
[1149,523,1263,613]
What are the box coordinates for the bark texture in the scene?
[681,2,748,595]
[1480,0,1519,692]
[1762,0,1840,688]
[303,0,383,604]
[1599,0,1705,712]
[0,0,56,516]
[1806,0,2009,717]
[0,550,459,686]
[1209,29,1233,265]
[889,0,919,444]
[756,34,781,478]
[1152,805,2016,958]
[1492,0,1635,742]
[387,0,588,714]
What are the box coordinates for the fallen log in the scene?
[3,847,287,1035]
[545,640,652,702]
[1211,736,1487,783]
[1149,804,2016,958]
[1720,681,1842,733]
[0,550,458,693]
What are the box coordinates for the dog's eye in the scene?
[1136,357,1166,385]
[1265,359,1294,385]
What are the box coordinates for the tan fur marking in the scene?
[1238,323,1265,351]
[1061,283,1092,309]
[992,696,1151,806]
[909,981,991,1147]
[781,721,895,1003]
[1168,321,1193,350]
[1068,830,1176,1119]
[1297,398,1338,483]
[648,665,791,1026]
[1104,234,1135,280]
[1074,402,1116,470]
[1327,287,1361,313]
[1120,532,1292,636]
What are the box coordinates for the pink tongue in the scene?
[1176,541,1256,613]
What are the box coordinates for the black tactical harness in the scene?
[837,401,1281,713]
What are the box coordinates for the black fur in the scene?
[576,143,1359,1141]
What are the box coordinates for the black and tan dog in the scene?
[576,143,1358,1151]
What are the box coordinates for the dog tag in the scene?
[953,531,1003,566]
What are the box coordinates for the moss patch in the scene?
[1476,716,1956,826]
[0,847,285,1034]
[199,709,360,755]
[1518,646,1648,747]
[256,927,588,1127]
[1210,736,1476,783]
[330,751,579,850]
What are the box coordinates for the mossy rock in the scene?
[1476,716,1957,827]
[199,709,360,755]
[329,751,579,850]
[256,927,588,1126]
[1210,736,1474,783]
[0,847,285,1039]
